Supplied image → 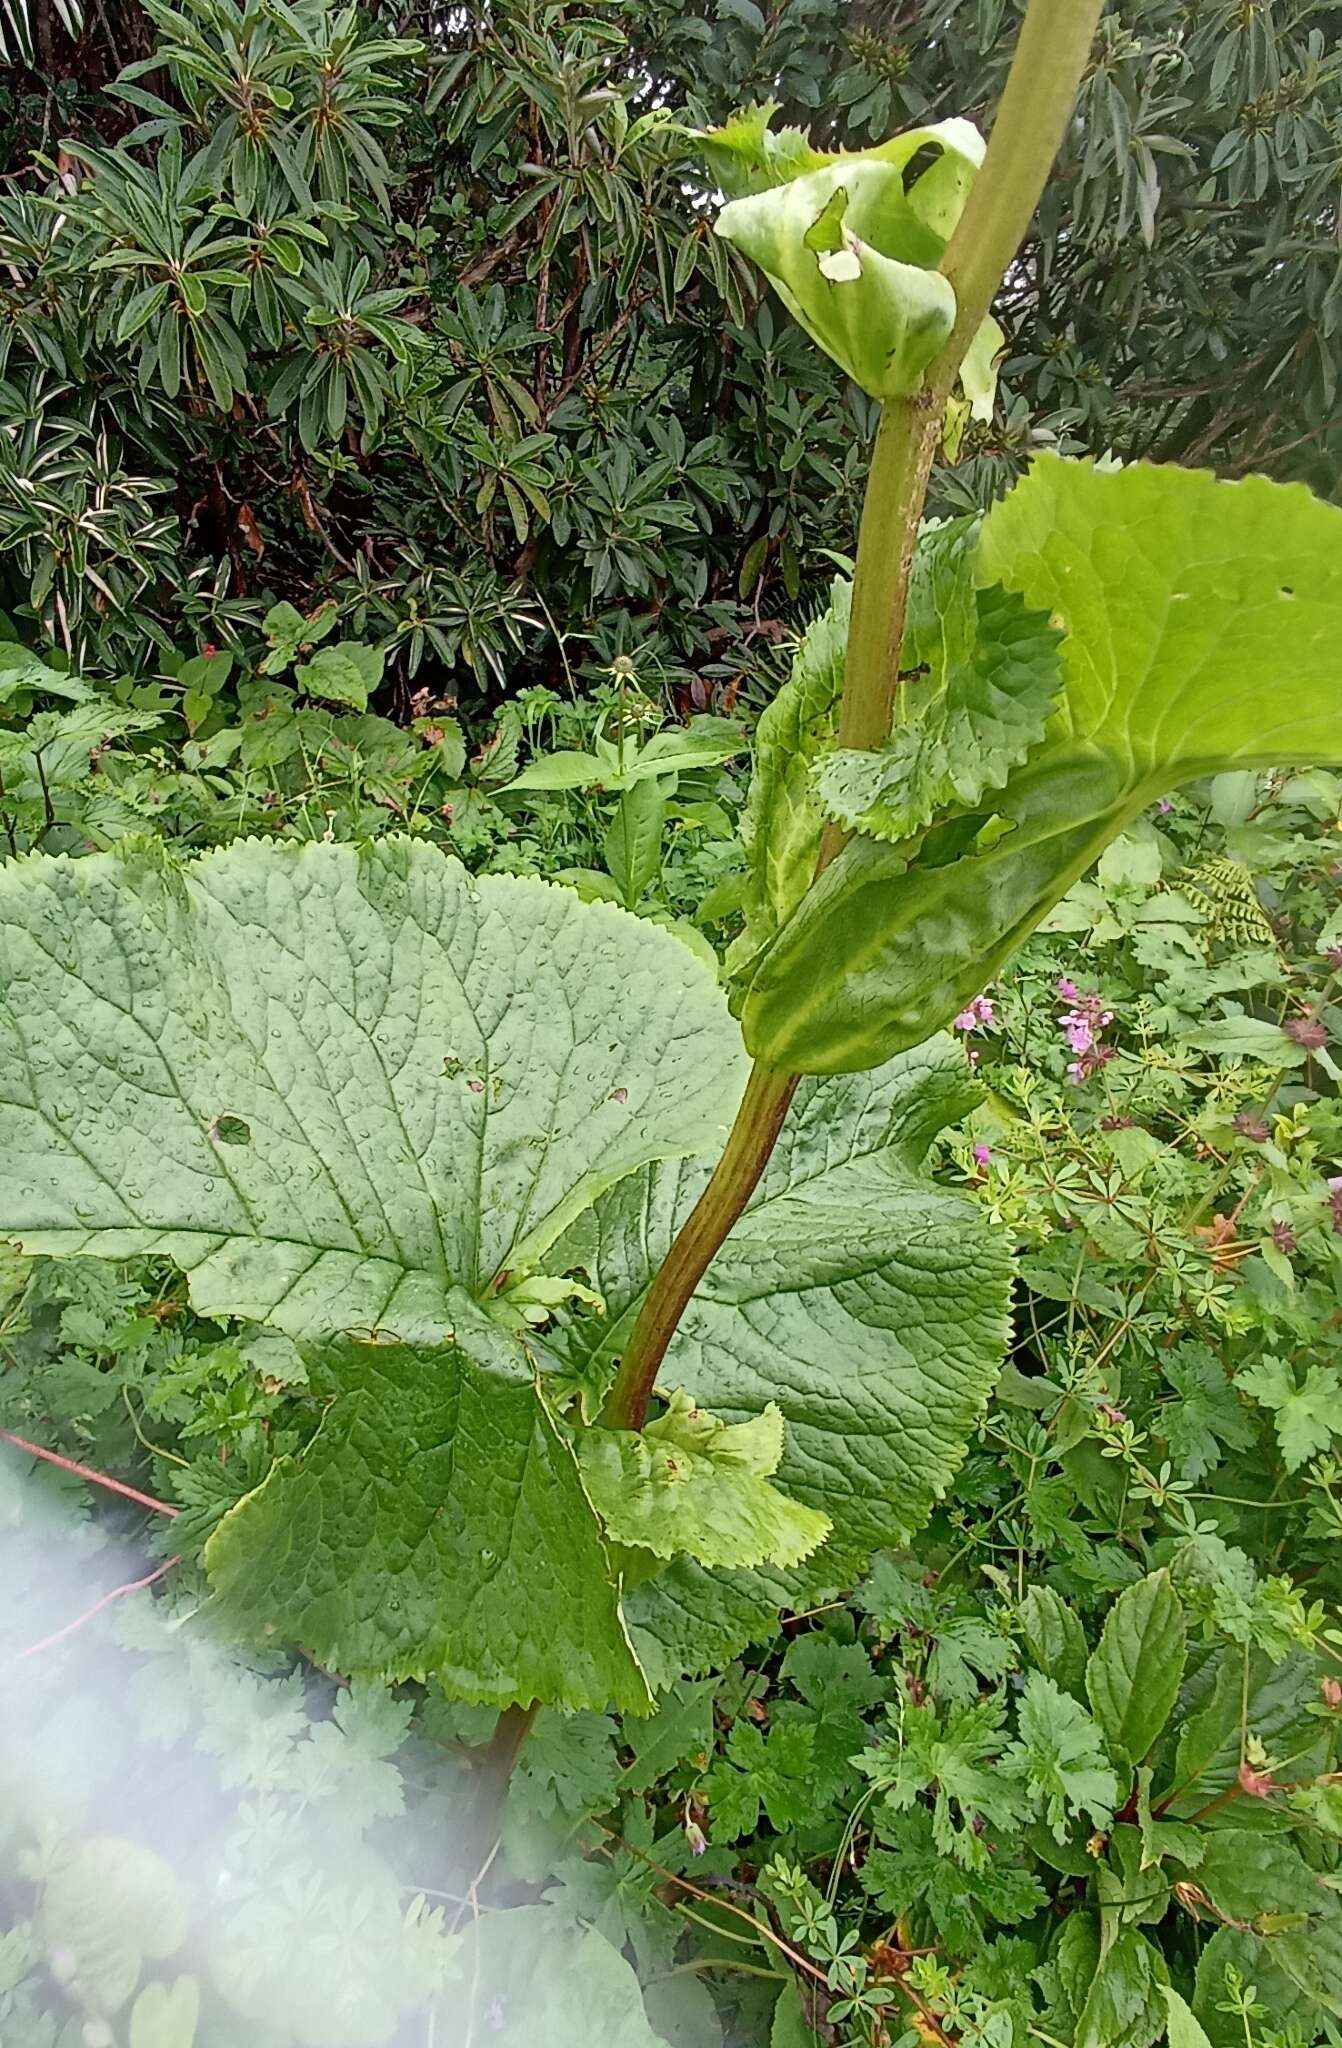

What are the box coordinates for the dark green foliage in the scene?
[2,0,1341,726]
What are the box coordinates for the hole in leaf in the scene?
[901,142,941,191]
[209,1113,252,1146]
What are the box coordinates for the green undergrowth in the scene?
[2,762,1340,2048]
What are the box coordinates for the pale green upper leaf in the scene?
[705,108,1000,413]
[0,838,744,1338]
[744,459,1342,1073]
[576,1388,832,1570]
[1086,1570,1187,1765]
[204,1339,652,1714]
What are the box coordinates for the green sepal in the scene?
[703,107,1001,412]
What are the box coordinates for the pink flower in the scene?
[953,994,995,1033]
[685,1818,707,1857]
[1058,988,1115,1083]
[973,1143,991,1167]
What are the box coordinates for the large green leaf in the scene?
[205,1339,651,1713]
[705,108,1002,414]
[744,459,1342,1072]
[549,1035,1012,1573]
[0,838,744,1335]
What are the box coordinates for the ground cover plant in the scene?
[2,0,1342,2045]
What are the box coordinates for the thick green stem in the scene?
[601,0,1099,1439]
[817,395,942,870]
[937,0,1104,376]
[603,1063,798,1429]
[468,1699,537,1852]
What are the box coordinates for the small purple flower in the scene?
[1058,988,1115,1083]
[953,994,996,1033]
[973,1143,991,1168]
[685,1815,708,1857]
[1157,797,1173,814]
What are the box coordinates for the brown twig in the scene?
[0,1430,179,1517]
[15,1555,181,1659]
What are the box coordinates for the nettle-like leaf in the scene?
[724,578,848,987]
[1009,1672,1120,1844]
[1086,1570,1186,1767]
[745,459,1342,1073]
[205,1339,651,1712]
[814,520,1063,844]
[576,1389,831,1570]
[704,107,1002,412]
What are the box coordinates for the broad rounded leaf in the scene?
[745,459,1342,1072]
[576,1389,832,1569]
[205,1339,651,1713]
[1086,1569,1186,1765]
[550,1036,1012,1574]
[0,839,744,1337]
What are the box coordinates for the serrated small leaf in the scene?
[1018,1584,1088,1700]
[1076,1929,1166,2048]
[1162,1987,1212,2048]
[1087,1571,1186,1764]
[294,639,383,710]
[725,579,847,987]
[1010,1672,1120,1842]
[577,1390,831,1569]
[814,529,1062,843]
